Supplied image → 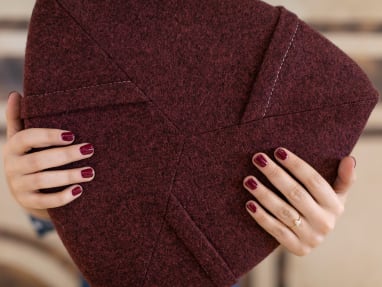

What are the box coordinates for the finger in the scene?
[243,175,327,246]
[333,156,356,193]
[332,156,356,204]
[16,167,95,191]
[251,152,322,218]
[6,91,24,140]
[243,175,308,232]
[24,185,84,210]
[8,128,76,155]
[17,143,94,175]
[270,148,341,210]
[245,200,312,256]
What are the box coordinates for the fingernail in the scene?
[80,144,94,155]
[72,186,83,196]
[275,148,288,160]
[246,202,257,213]
[7,90,17,99]
[254,154,268,167]
[61,132,75,142]
[244,178,258,190]
[351,156,357,168]
[81,168,94,178]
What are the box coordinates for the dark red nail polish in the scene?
[254,154,267,167]
[244,178,258,190]
[275,148,288,160]
[246,202,257,213]
[61,132,75,142]
[80,144,94,155]
[72,186,83,196]
[81,168,94,178]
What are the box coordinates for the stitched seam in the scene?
[169,193,236,283]
[195,97,377,136]
[167,223,220,287]
[29,80,133,97]
[262,21,300,118]
[141,140,186,286]
[54,0,182,133]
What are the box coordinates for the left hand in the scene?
[243,147,356,256]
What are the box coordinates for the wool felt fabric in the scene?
[20,0,379,286]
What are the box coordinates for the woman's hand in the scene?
[243,147,356,256]
[2,91,95,220]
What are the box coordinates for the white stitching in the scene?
[262,22,300,118]
[29,80,132,97]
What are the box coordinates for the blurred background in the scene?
[0,0,381,286]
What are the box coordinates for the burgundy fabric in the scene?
[20,0,378,286]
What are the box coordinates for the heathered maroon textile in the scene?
[20,0,378,286]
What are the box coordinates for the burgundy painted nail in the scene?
[72,186,83,196]
[244,178,258,190]
[80,144,94,155]
[254,154,267,167]
[61,132,75,142]
[246,202,257,213]
[81,168,94,178]
[275,148,288,160]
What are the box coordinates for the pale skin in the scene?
[3,91,356,256]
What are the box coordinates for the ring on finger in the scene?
[289,214,302,229]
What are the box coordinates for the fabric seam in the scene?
[196,97,377,136]
[54,0,182,133]
[29,80,133,97]
[262,21,300,118]
[169,193,237,283]
[141,140,186,286]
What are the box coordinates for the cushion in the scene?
[20,0,379,286]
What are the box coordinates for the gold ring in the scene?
[290,215,302,228]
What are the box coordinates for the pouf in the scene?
[20,0,379,286]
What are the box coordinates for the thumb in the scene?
[333,155,357,194]
[5,91,24,140]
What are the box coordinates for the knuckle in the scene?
[68,169,79,183]
[267,164,280,179]
[18,130,29,146]
[309,171,325,190]
[290,156,304,172]
[272,225,288,240]
[33,173,47,189]
[44,129,56,143]
[288,184,305,203]
[26,155,44,172]
[55,192,69,207]
[278,207,293,222]
[55,147,77,166]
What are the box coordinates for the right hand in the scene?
[2,91,95,220]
